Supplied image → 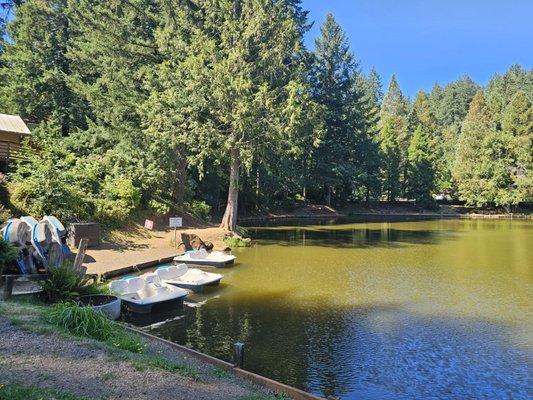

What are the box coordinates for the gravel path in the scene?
[0,317,264,400]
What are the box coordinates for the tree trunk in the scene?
[173,154,187,205]
[220,148,240,231]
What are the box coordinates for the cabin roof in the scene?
[0,113,31,135]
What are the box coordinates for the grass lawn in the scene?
[0,383,88,400]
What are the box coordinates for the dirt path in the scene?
[0,317,268,400]
[84,226,231,276]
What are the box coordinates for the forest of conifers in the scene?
[0,1,531,230]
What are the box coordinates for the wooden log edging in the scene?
[123,325,325,400]
[100,255,176,279]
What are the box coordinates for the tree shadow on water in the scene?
[151,291,530,400]
[249,227,459,248]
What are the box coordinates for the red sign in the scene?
[144,219,154,230]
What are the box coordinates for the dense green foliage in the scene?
[0,1,531,226]
[0,236,17,274]
[39,262,106,303]
[46,302,144,352]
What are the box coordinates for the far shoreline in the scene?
[237,203,532,225]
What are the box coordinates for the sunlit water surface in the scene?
[149,218,532,399]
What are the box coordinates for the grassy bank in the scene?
[0,299,289,400]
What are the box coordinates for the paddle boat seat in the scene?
[156,264,223,292]
[109,275,188,313]
[173,250,236,267]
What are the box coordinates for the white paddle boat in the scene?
[173,248,236,267]
[156,264,223,293]
[109,274,188,314]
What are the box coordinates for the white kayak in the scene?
[156,264,222,293]
[109,274,188,314]
[173,249,236,267]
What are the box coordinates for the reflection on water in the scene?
[150,219,532,399]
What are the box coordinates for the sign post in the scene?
[169,217,183,247]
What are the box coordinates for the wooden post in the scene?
[233,342,245,369]
[2,275,14,300]
[73,238,89,272]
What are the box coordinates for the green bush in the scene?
[184,200,212,221]
[39,262,106,303]
[46,302,143,353]
[95,177,141,223]
[0,237,18,275]
[9,127,94,221]
[223,236,251,248]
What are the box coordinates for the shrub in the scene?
[46,302,143,353]
[184,200,212,221]
[223,236,251,248]
[39,262,106,303]
[95,177,141,223]
[0,237,18,275]
[9,127,94,222]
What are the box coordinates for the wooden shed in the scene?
[0,113,31,170]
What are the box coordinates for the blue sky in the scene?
[302,0,533,97]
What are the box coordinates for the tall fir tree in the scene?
[453,91,498,206]
[499,91,533,205]
[428,76,479,195]
[145,0,315,230]
[311,13,362,205]
[67,0,171,208]
[486,64,533,126]
[379,75,409,201]
[355,67,382,200]
[0,0,85,134]
[406,92,437,206]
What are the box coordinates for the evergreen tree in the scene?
[453,91,498,206]
[406,92,437,206]
[428,76,479,195]
[67,0,170,208]
[310,13,362,205]
[146,0,315,230]
[499,91,533,205]
[355,67,382,200]
[379,75,408,201]
[486,65,533,125]
[0,0,85,134]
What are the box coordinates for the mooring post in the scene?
[233,342,245,369]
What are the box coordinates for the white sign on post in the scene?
[169,217,182,248]
[169,217,182,228]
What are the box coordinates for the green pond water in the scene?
[149,218,532,399]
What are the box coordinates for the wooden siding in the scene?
[0,130,29,167]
